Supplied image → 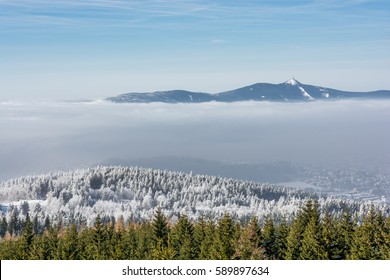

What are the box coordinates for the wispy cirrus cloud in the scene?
[1,0,388,35]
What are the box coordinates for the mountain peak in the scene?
[284,78,300,86]
[107,79,390,103]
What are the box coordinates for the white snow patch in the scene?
[285,78,299,86]
[298,86,314,100]
[189,95,193,101]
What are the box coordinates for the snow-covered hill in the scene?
[107,78,390,103]
[1,166,387,227]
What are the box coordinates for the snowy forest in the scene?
[1,166,388,227]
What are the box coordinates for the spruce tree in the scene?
[350,206,381,259]
[339,207,355,259]
[198,218,217,259]
[286,200,321,260]
[322,210,341,259]
[58,224,79,259]
[300,217,325,259]
[152,233,176,260]
[234,216,264,259]
[19,214,34,259]
[262,216,276,259]
[350,205,389,260]
[152,208,169,247]
[85,215,108,259]
[274,216,289,260]
[172,214,197,259]
[380,215,390,259]
[194,214,207,257]
[120,223,135,259]
[0,234,18,259]
[373,211,389,259]
[0,216,8,238]
[216,213,236,260]
[136,222,154,259]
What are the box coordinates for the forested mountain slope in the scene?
[1,166,387,228]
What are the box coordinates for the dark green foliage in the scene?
[300,217,325,259]
[0,217,8,238]
[349,206,386,260]
[322,210,341,259]
[152,208,169,247]
[172,214,197,259]
[286,200,321,259]
[1,204,389,260]
[19,214,34,259]
[58,224,79,259]
[274,217,289,259]
[215,213,236,260]
[262,216,276,259]
[197,218,217,259]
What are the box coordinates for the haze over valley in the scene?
[1,96,389,186]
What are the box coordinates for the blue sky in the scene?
[1,0,389,99]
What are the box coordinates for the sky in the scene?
[1,0,390,99]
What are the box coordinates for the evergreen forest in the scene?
[1,200,389,260]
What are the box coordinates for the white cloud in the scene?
[1,99,390,180]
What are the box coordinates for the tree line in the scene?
[0,200,389,260]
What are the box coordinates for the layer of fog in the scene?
[1,99,390,181]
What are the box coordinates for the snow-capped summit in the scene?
[107,79,390,103]
[284,78,300,86]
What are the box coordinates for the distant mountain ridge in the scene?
[107,78,390,103]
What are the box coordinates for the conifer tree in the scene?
[300,217,325,259]
[338,207,355,259]
[8,208,20,236]
[380,216,390,259]
[373,211,389,259]
[122,223,139,259]
[110,227,125,260]
[152,233,176,260]
[322,210,341,259]
[152,208,169,247]
[198,218,217,259]
[19,214,34,259]
[216,213,236,260]
[0,216,8,238]
[58,224,79,259]
[350,206,381,259]
[285,200,316,259]
[172,214,197,259]
[135,222,154,259]
[262,216,276,259]
[0,233,18,259]
[194,214,207,255]
[234,216,264,259]
[33,226,60,259]
[274,216,289,259]
[32,215,41,235]
[85,215,108,259]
